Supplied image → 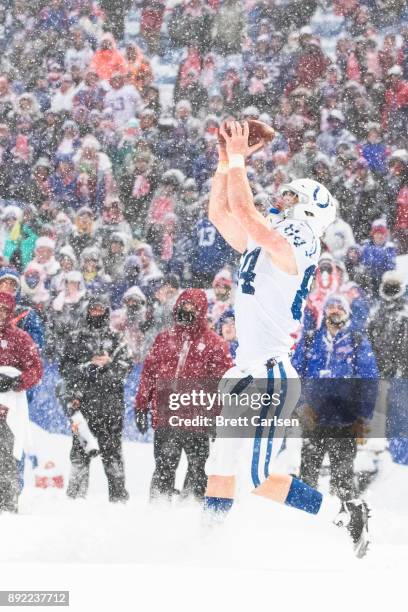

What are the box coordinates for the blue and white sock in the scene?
[203,496,234,515]
[284,477,323,515]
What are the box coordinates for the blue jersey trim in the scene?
[264,362,287,479]
[251,361,275,487]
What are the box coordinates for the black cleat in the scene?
[333,499,371,558]
[346,499,371,559]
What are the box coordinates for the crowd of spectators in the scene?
[0,0,408,501]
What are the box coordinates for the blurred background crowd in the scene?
[1,0,408,503]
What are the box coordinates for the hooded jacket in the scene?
[293,322,378,426]
[59,297,133,405]
[368,296,408,378]
[89,34,128,81]
[135,288,233,428]
[383,78,408,129]
[361,238,396,292]
[0,267,44,348]
[0,292,43,391]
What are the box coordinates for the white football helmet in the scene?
[279,178,336,237]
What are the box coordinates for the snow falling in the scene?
[0,0,407,579]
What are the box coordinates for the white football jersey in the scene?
[234,218,320,369]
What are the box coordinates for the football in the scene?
[218,119,275,147]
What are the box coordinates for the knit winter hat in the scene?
[380,270,406,301]
[213,269,233,288]
[65,271,84,284]
[324,294,351,316]
[123,286,146,303]
[0,267,20,288]
[370,219,388,237]
[35,237,56,251]
[58,245,77,265]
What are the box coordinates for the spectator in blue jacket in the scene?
[49,155,81,212]
[361,123,388,177]
[360,219,396,296]
[192,136,218,189]
[110,255,141,310]
[216,309,238,362]
[293,294,378,506]
[191,212,236,289]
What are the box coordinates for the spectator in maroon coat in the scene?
[139,0,166,55]
[135,288,233,501]
[290,37,329,92]
[382,65,408,144]
[0,291,43,513]
[0,292,43,391]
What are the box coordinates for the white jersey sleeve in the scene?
[273,219,320,277]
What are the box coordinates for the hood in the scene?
[85,293,110,329]
[58,245,78,266]
[99,32,117,50]
[0,267,20,289]
[313,252,340,294]
[173,288,208,336]
[123,285,146,303]
[52,271,86,312]
[21,260,50,301]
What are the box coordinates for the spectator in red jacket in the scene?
[0,291,43,513]
[140,0,166,55]
[0,292,43,391]
[290,36,329,92]
[135,288,233,501]
[393,185,408,253]
[382,65,408,144]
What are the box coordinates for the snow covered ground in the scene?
[0,424,406,574]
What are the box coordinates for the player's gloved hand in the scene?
[0,374,18,393]
[135,410,148,435]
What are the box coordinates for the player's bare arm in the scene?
[208,133,247,253]
[221,120,298,275]
[209,121,269,253]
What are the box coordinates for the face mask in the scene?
[177,308,196,326]
[40,210,54,223]
[327,313,347,327]
[126,266,140,280]
[382,283,401,298]
[127,302,146,321]
[87,311,108,329]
